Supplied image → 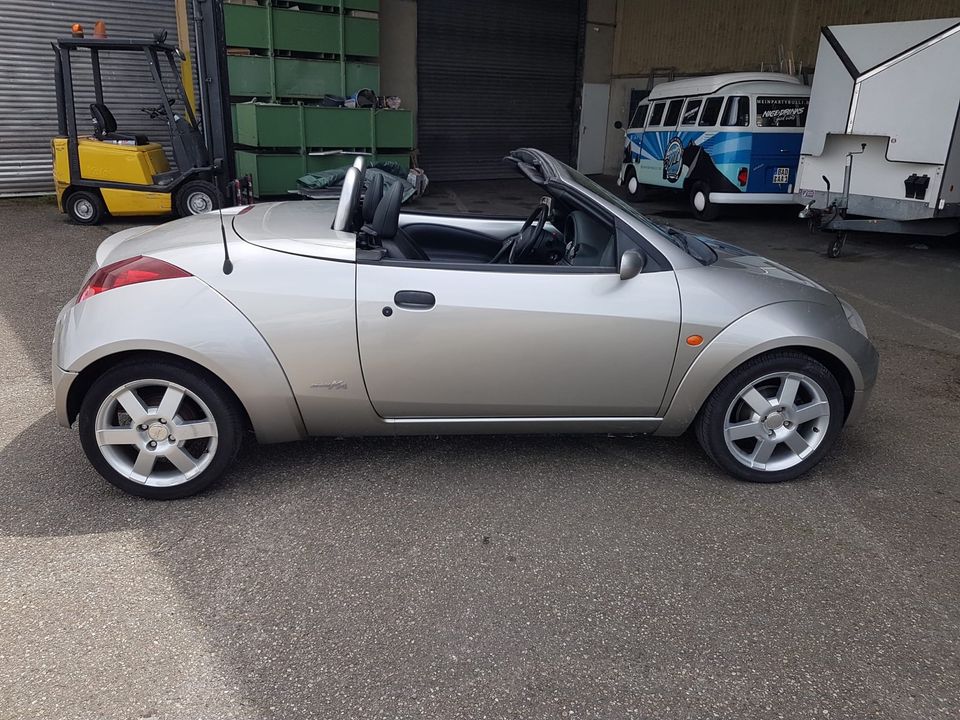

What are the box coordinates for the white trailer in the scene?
[795,18,960,257]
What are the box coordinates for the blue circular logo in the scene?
[663,137,684,183]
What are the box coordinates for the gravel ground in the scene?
[1,189,958,720]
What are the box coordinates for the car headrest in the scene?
[89,103,117,135]
[362,172,383,224]
[369,179,402,240]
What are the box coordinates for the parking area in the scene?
[1,190,959,719]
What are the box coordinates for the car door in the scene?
[355,259,681,419]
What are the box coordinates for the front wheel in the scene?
[175,179,222,217]
[623,168,646,202]
[66,189,106,225]
[78,359,244,499]
[695,351,844,483]
[689,180,720,221]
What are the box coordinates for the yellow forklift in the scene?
[52,28,232,224]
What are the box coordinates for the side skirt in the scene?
[378,416,662,435]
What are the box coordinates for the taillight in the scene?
[737,167,749,186]
[77,255,191,303]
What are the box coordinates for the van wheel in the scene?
[689,181,720,221]
[67,190,105,225]
[175,180,222,217]
[623,168,646,202]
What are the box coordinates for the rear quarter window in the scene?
[756,96,809,127]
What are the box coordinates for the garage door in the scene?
[0,1,184,196]
[416,0,585,181]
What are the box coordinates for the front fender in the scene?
[53,276,306,443]
[655,301,878,436]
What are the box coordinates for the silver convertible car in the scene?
[53,149,878,499]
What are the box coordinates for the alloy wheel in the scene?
[94,379,219,487]
[722,371,831,472]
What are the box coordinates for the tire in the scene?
[827,232,847,259]
[623,168,646,202]
[175,180,222,217]
[78,358,244,499]
[695,350,844,484]
[66,189,105,225]
[689,180,720,221]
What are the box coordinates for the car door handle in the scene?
[393,290,436,309]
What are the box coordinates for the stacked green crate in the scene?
[225,0,414,197]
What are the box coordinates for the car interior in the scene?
[352,168,619,269]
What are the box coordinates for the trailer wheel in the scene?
[66,190,105,226]
[827,232,847,259]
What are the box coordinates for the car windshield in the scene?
[556,162,717,265]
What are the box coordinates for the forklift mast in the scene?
[192,0,235,187]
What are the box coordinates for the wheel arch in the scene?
[66,349,253,432]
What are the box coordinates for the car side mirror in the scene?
[613,120,623,130]
[619,249,645,280]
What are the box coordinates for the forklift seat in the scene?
[90,103,149,145]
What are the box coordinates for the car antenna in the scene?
[217,197,233,275]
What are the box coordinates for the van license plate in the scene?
[773,167,790,184]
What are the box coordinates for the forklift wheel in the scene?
[175,180,222,217]
[827,232,847,259]
[67,190,105,225]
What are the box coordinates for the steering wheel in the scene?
[509,202,549,263]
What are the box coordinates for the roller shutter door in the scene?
[416,0,585,181]
[0,1,184,196]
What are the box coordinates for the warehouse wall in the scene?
[599,0,960,174]
[613,0,960,76]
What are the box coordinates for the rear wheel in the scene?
[689,180,720,221]
[695,351,844,483]
[66,190,105,225]
[78,359,244,499]
[175,180,221,217]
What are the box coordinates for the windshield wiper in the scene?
[658,223,689,251]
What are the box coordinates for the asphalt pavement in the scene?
[1,189,958,719]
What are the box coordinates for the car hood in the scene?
[672,232,841,331]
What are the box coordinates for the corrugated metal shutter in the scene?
[0,1,183,196]
[416,0,585,181]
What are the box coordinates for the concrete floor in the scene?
[1,187,958,719]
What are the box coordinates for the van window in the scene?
[649,102,665,126]
[681,98,702,125]
[699,96,723,126]
[756,96,809,127]
[663,99,683,126]
[721,96,750,127]
[630,103,649,129]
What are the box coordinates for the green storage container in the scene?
[224,4,379,57]
[236,149,410,197]
[227,55,380,99]
[234,103,413,150]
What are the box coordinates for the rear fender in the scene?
[55,276,306,443]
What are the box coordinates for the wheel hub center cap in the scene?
[147,423,170,442]
[763,412,785,431]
